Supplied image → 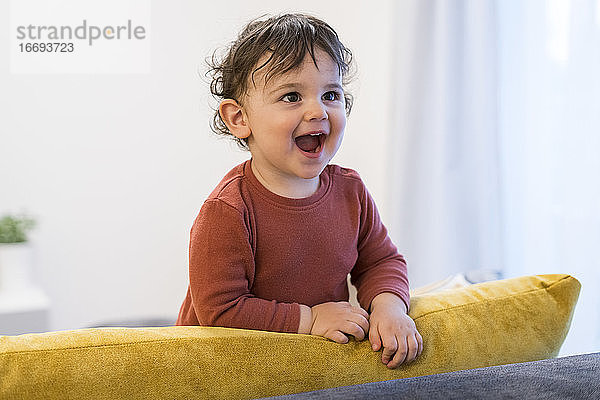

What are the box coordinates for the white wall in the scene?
[0,0,396,330]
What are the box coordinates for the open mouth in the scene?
[294,132,326,154]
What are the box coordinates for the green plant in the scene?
[0,215,36,243]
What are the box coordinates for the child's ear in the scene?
[219,99,251,139]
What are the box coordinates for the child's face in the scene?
[239,48,346,188]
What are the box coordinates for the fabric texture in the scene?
[176,159,409,332]
[264,352,600,399]
[0,274,579,400]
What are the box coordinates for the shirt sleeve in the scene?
[187,199,301,333]
[350,185,410,312]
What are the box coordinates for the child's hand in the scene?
[368,293,423,369]
[309,302,370,344]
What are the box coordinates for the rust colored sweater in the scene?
[176,160,409,333]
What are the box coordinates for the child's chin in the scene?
[297,165,327,179]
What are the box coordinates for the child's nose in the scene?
[304,100,328,121]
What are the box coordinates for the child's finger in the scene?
[387,335,408,368]
[348,313,369,337]
[380,333,398,364]
[369,324,382,351]
[416,331,423,357]
[405,334,419,363]
[341,321,367,341]
[328,331,349,344]
[352,306,370,320]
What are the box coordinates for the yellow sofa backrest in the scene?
[0,274,580,400]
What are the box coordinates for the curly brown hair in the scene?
[207,13,355,150]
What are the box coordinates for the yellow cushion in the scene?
[0,274,580,399]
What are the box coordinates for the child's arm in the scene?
[187,199,302,332]
[349,186,411,319]
[349,183,422,367]
[368,292,423,368]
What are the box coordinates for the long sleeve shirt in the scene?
[176,159,409,333]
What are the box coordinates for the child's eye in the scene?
[281,92,301,103]
[323,91,341,101]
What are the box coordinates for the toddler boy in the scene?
[176,13,422,368]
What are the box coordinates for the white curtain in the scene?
[390,0,600,356]
[388,0,501,287]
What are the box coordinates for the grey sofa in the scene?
[264,353,600,399]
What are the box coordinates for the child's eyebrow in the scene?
[267,82,343,95]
